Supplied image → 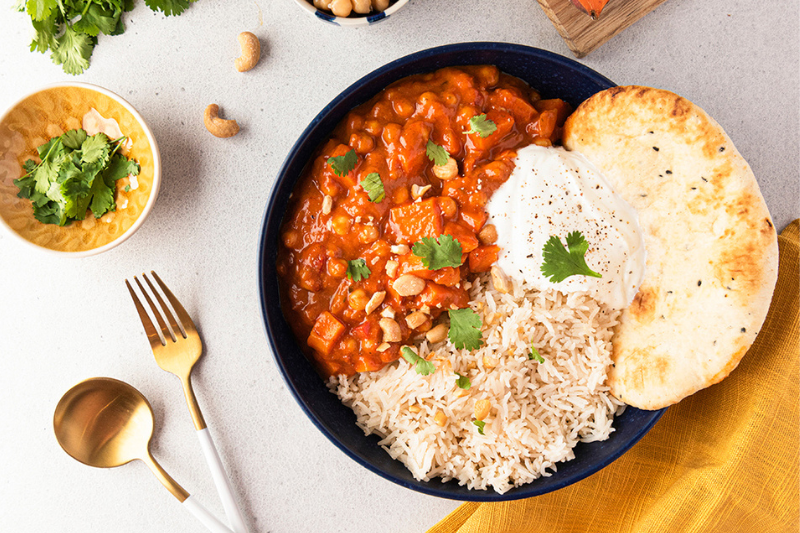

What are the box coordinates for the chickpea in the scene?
[371,102,393,121]
[328,0,352,17]
[381,123,402,144]
[346,113,364,135]
[393,186,410,204]
[392,98,415,119]
[478,224,498,245]
[331,214,351,235]
[327,258,347,278]
[432,157,459,180]
[348,289,369,311]
[440,92,458,106]
[358,225,379,244]
[437,197,457,219]
[364,120,382,135]
[343,337,358,353]
[282,229,301,249]
[349,132,375,155]
[352,0,371,13]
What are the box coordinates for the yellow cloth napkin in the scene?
[430,220,799,533]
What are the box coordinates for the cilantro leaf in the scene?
[124,185,131,192]
[346,259,371,281]
[145,0,197,16]
[327,149,357,177]
[73,4,119,37]
[400,346,436,376]
[80,133,111,166]
[412,234,463,270]
[25,0,57,21]
[472,420,486,435]
[29,13,57,53]
[51,24,95,76]
[61,129,87,150]
[448,308,483,350]
[425,140,449,166]
[528,344,544,363]
[540,231,602,283]
[464,114,497,138]
[359,172,385,203]
[455,372,471,390]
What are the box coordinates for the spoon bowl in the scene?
[54,377,154,469]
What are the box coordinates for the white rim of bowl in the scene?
[290,0,409,26]
[0,82,162,258]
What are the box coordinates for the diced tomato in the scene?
[308,312,346,356]
[528,109,558,141]
[351,319,380,344]
[468,245,500,272]
[432,267,460,287]
[388,198,443,244]
[443,222,479,253]
[417,283,469,309]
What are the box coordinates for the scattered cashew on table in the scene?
[203,32,262,138]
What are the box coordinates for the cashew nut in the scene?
[234,32,261,72]
[204,104,239,138]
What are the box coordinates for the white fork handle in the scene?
[183,495,235,533]
[197,428,250,533]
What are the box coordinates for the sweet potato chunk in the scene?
[443,222,479,253]
[388,198,443,245]
[417,283,469,309]
[308,312,346,356]
[468,245,500,273]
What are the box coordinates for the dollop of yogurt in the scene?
[486,145,646,310]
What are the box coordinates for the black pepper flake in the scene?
[691,187,697,190]
[719,146,725,152]
[702,177,708,182]
[698,280,702,286]
[641,193,648,197]
[665,170,673,175]
[667,291,673,294]
[653,146,659,151]
[649,131,654,134]
[741,327,746,333]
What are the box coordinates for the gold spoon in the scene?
[53,377,233,533]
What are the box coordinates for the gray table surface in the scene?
[0,1,797,532]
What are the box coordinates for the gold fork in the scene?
[126,271,249,533]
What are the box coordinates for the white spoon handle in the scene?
[197,428,250,533]
[183,495,235,533]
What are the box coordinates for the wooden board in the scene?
[537,0,670,58]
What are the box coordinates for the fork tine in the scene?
[135,275,176,343]
[143,273,185,339]
[151,271,198,336]
[126,279,166,348]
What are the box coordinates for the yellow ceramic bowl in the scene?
[0,83,161,257]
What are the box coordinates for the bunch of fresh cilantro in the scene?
[14,128,139,226]
[15,0,198,75]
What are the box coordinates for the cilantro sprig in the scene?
[412,234,463,270]
[472,420,486,435]
[346,259,371,281]
[328,149,357,177]
[528,343,544,363]
[448,308,483,350]
[17,0,198,75]
[14,129,139,226]
[425,140,449,166]
[401,346,436,376]
[540,231,602,283]
[359,172,385,203]
[464,114,498,138]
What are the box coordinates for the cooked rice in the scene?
[328,273,626,494]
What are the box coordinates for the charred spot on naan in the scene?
[629,285,658,323]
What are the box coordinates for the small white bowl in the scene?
[290,0,409,26]
[0,82,161,258]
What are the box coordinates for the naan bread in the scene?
[563,86,779,410]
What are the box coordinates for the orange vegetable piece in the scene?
[308,311,346,356]
[443,222,479,253]
[570,0,610,19]
[468,245,500,273]
[388,198,443,244]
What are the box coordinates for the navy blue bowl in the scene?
[258,42,666,501]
